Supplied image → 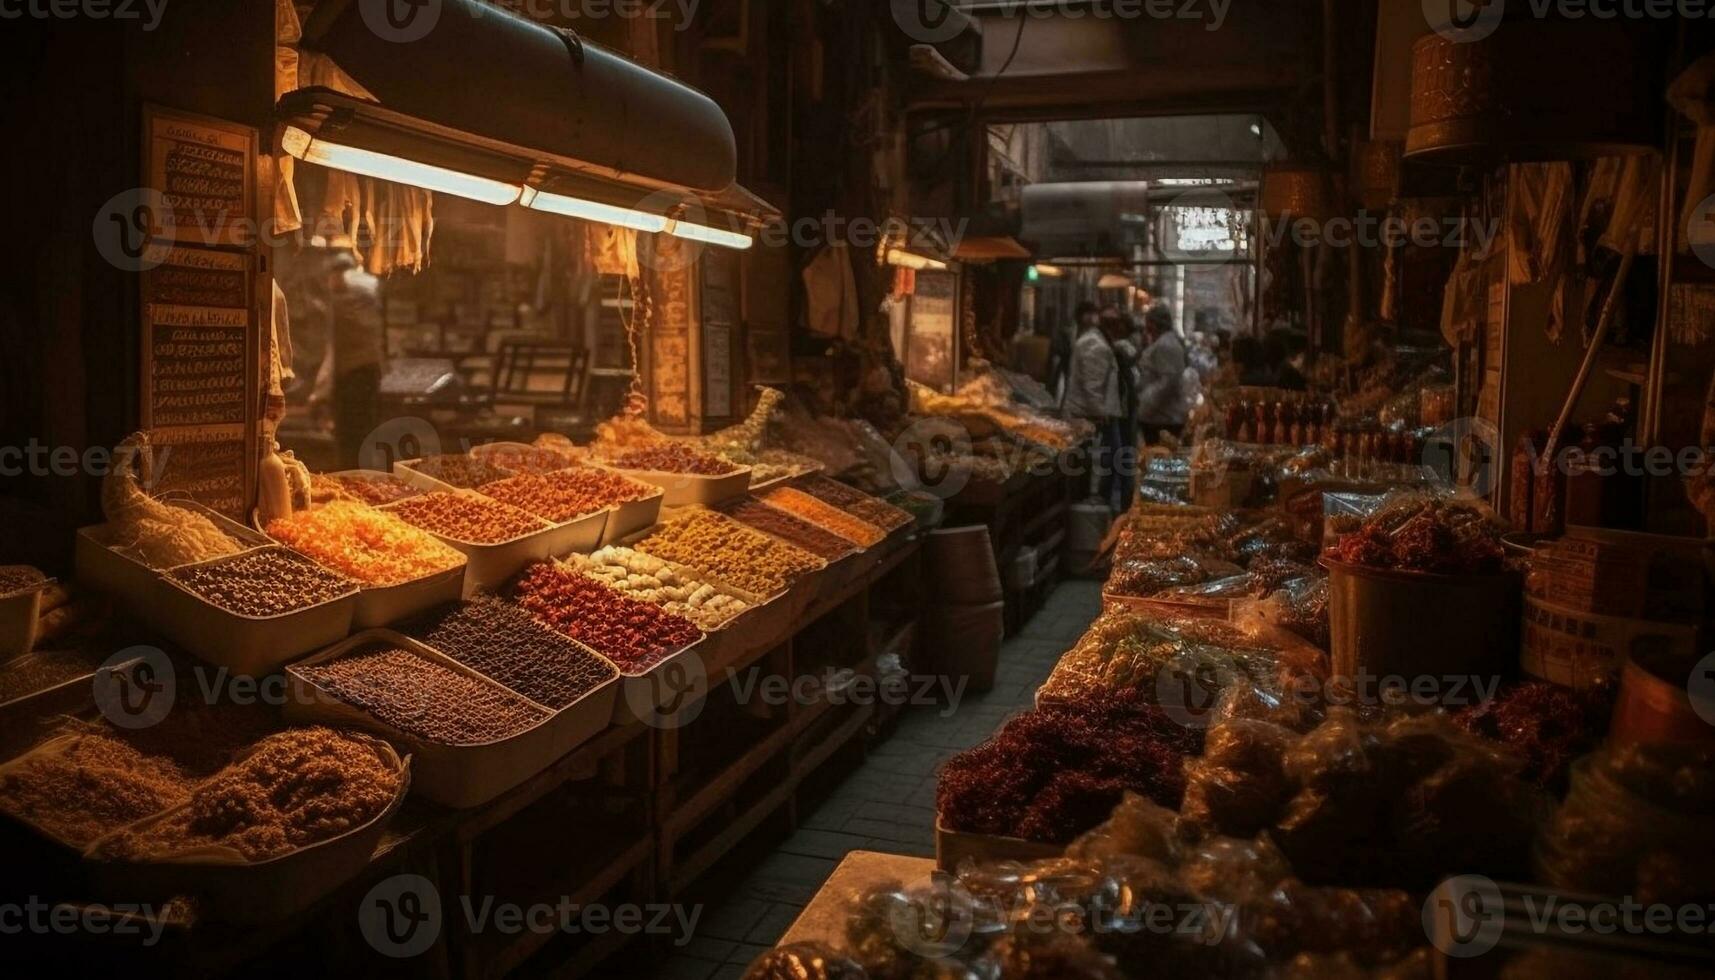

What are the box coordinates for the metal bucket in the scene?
[1610,652,1715,751]
[1325,558,1521,684]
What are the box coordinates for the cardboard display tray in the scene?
[285,631,617,809]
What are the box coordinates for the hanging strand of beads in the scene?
[622,268,651,418]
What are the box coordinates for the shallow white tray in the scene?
[586,464,667,547]
[350,563,468,630]
[381,492,559,594]
[393,456,512,494]
[320,469,426,504]
[285,631,617,809]
[469,441,581,474]
[158,548,360,677]
[540,508,609,558]
[606,464,752,508]
[608,637,708,727]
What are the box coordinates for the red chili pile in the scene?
[1329,498,1505,574]
[608,444,735,476]
[513,562,702,674]
[936,691,1201,844]
[1455,681,1610,790]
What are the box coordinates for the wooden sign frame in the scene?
[138,105,262,519]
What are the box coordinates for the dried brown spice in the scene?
[297,645,548,744]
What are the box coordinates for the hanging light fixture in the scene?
[668,217,753,250]
[519,186,668,234]
[884,248,949,272]
[281,126,523,206]
[280,92,769,250]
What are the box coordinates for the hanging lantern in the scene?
[1260,165,1333,222]
[1406,19,1658,164]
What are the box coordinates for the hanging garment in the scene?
[1669,54,1715,255]
[802,243,859,340]
[1507,163,1574,287]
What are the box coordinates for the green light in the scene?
[1027,266,1041,282]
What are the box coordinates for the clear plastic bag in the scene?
[1233,576,1330,651]
[1534,743,1715,905]
[1181,720,1298,839]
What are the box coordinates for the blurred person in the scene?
[1265,328,1309,391]
[324,250,386,469]
[1104,309,1141,509]
[1188,330,1219,382]
[1048,301,1098,400]
[1062,304,1123,509]
[1136,305,1189,444]
[1234,335,1272,387]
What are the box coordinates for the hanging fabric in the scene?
[803,243,859,340]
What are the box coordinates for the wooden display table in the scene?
[5,532,928,980]
[779,851,938,948]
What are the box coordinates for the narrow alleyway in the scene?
[648,582,1103,980]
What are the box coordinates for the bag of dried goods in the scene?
[101,433,244,569]
[1534,742,1715,906]
[1327,492,1506,575]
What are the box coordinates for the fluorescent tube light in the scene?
[282,126,522,206]
[884,248,948,271]
[667,218,753,250]
[520,186,669,234]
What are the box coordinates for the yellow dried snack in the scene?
[633,511,822,597]
[267,501,464,587]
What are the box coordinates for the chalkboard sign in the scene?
[145,108,255,248]
[138,107,260,520]
[146,307,250,427]
[142,247,252,429]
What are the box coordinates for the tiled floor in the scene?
[639,581,1103,980]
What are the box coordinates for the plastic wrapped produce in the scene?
[1062,795,1427,974]
[843,882,991,980]
[1534,742,1715,905]
[1328,493,1505,575]
[1038,612,1325,711]
[1274,711,1544,889]
[1109,555,1247,598]
[974,932,1124,980]
[1234,576,1330,651]
[1064,792,1183,865]
[1181,720,1298,839]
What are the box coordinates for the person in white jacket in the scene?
[1062,316,1125,507]
[1136,305,1190,444]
